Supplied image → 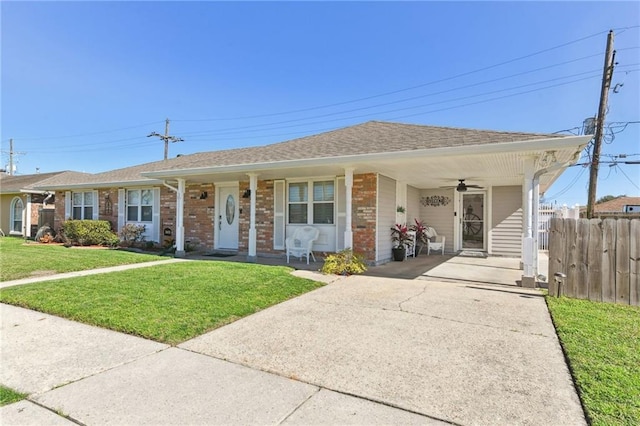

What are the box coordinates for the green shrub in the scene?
[62,220,119,246]
[321,249,367,275]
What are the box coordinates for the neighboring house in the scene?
[35,121,591,278]
[581,196,640,218]
[0,171,88,237]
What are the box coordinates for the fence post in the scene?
[565,219,577,297]
[548,218,565,296]
[575,219,590,300]
[602,219,617,303]
[616,219,630,304]
[631,219,639,306]
[588,219,603,302]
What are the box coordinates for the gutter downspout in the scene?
[522,152,581,285]
[43,192,54,207]
[163,180,185,257]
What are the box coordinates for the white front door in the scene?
[218,186,239,249]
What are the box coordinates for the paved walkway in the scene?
[1,257,584,425]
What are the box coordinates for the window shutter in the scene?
[92,190,99,220]
[152,188,161,243]
[65,191,72,219]
[273,180,285,250]
[118,189,125,232]
[336,177,346,250]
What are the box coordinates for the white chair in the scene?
[425,227,446,255]
[405,231,417,259]
[286,226,320,264]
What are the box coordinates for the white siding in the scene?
[406,185,421,227]
[492,186,523,257]
[419,189,455,253]
[376,174,396,263]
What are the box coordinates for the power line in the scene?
[173,29,612,123]
[5,120,164,142]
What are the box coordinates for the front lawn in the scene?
[0,237,160,282]
[0,261,323,345]
[546,297,640,426]
[0,385,27,406]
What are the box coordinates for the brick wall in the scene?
[352,173,377,261]
[98,189,119,231]
[183,183,215,250]
[53,191,66,232]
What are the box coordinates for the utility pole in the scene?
[586,30,616,219]
[9,139,14,176]
[147,118,184,160]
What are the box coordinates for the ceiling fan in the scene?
[441,179,484,192]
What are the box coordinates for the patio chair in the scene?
[405,231,417,259]
[425,227,446,255]
[286,226,320,264]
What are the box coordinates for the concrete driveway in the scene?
[2,263,584,425]
[181,276,585,425]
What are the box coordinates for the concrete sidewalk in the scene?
[0,258,188,289]
[1,263,584,425]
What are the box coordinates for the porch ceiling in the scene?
[177,146,583,193]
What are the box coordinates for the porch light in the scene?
[242,189,251,198]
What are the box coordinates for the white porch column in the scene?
[248,173,258,262]
[521,157,536,287]
[25,194,32,237]
[175,178,186,257]
[532,177,540,278]
[344,168,354,249]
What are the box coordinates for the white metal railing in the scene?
[538,203,580,250]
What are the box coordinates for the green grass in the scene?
[0,261,323,344]
[546,297,640,426]
[0,236,161,282]
[0,385,27,406]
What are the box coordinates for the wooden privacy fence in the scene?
[548,218,639,306]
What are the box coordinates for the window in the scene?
[288,180,334,224]
[288,182,308,224]
[72,191,93,220]
[127,189,153,222]
[10,197,24,234]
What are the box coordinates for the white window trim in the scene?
[126,188,154,223]
[286,178,336,226]
[71,191,97,220]
[9,196,24,235]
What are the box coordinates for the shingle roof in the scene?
[35,120,565,188]
[594,196,640,213]
[0,171,74,193]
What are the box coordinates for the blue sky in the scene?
[1,1,639,206]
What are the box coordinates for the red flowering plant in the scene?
[409,218,430,245]
[390,223,412,248]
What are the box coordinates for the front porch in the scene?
[184,250,548,287]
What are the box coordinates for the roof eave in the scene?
[142,135,592,179]
[33,179,164,191]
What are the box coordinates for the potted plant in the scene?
[409,218,429,256]
[391,223,411,261]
